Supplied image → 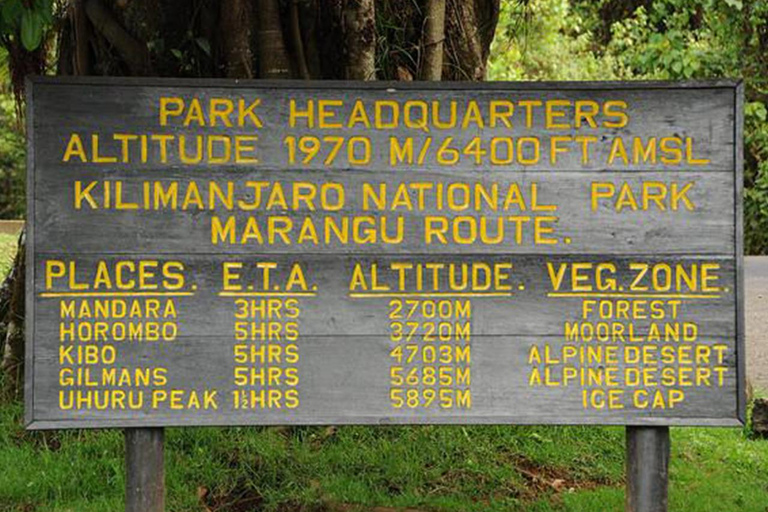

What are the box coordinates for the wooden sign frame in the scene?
[25,77,744,429]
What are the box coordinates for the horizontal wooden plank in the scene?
[30,333,737,427]
[31,83,735,172]
[32,254,737,337]
[33,170,735,255]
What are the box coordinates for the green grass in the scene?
[0,402,766,512]
[0,232,17,279]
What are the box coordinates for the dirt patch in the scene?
[512,455,615,500]
[0,500,37,512]
[8,424,62,452]
[198,481,264,512]
[198,487,431,512]
[328,506,427,512]
[0,221,22,235]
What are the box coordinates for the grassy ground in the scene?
[0,401,765,512]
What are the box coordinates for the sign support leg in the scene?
[626,426,669,512]
[125,427,165,512]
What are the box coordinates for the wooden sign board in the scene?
[25,77,744,429]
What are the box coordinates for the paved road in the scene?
[746,257,768,391]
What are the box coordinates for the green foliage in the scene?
[0,91,25,219]
[608,2,708,79]
[489,0,619,81]
[0,0,51,222]
[165,35,214,76]
[745,100,768,253]
[0,0,52,51]
[489,0,768,254]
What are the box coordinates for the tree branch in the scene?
[84,0,152,75]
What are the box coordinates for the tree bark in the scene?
[343,0,376,80]
[257,0,292,78]
[298,0,323,78]
[420,0,446,80]
[288,0,311,79]
[73,0,92,75]
[220,0,254,78]
[0,231,25,401]
[444,0,495,80]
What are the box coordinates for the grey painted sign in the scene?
[25,77,744,428]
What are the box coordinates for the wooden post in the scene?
[626,426,670,512]
[125,428,165,512]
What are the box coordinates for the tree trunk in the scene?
[443,0,497,80]
[420,0,446,80]
[0,0,501,400]
[257,0,292,78]
[220,0,254,78]
[72,0,92,75]
[343,0,376,80]
[0,231,25,401]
